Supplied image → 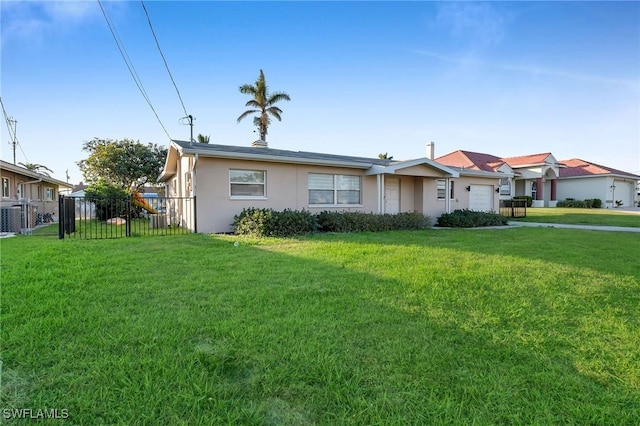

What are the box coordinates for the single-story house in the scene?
[159,140,511,234]
[1,160,73,232]
[437,150,570,207]
[557,159,639,208]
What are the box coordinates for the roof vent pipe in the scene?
[426,141,435,159]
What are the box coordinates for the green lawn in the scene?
[1,229,639,424]
[512,207,640,227]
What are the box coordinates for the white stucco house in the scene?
[158,140,511,234]
[557,159,639,208]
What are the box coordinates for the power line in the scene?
[141,0,189,118]
[1,97,28,164]
[97,0,172,140]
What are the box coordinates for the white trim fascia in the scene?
[365,158,460,177]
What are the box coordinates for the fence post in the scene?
[58,195,64,239]
[126,197,132,237]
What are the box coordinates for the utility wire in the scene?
[141,0,189,118]
[1,97,29,164]
[97,0,172,140]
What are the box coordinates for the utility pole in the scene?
[8,118,17,164]
[180,114,195,143]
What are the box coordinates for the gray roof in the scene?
[0,160,72,188]
[172,140,394,167]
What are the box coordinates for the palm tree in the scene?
[378,153,394,160]
[237,70,291,142]
[19,162,53,176]
[196,134,210,144]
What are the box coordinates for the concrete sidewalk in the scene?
[508,221,640,233]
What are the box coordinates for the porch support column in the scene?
[550,179,557,201]
[535,178,543,200]
[376,174,382,213]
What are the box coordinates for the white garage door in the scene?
[613,181,633,207]
[469,185,494,211]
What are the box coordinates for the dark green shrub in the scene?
[436,209,508,228]
[316,211,430,233]
[233,208,317,237]
[557,198,602,208]
[513,196,533,207]
[84,180,129,221]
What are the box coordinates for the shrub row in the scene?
[436,209,508,228]
[317,211,431,233]
[232,208,431,237]
[556,198,602,208]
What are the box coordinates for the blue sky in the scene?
[1,1,639,184]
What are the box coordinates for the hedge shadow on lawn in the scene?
[2,235,636,423]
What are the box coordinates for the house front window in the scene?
[308,173,361,205]
[499,178,511,196]
[229,170,266,198]
[1,178,9,198]
[45,187,54,201]
[437,179,446,200]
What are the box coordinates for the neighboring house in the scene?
[436,150,564,207]
[159,140,510,234]
[557,159,640,208]
[1,160,73,232]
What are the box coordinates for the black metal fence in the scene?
[58,195,196,239]
[499,199,527,218]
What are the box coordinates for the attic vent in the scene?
[252,140,268,148]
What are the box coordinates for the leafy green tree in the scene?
[84,179,129,221]
[196,134,210,143]
[77,138,167,191]
[237,69,291,141]
[18,162,53,175]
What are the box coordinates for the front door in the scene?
[385,178,400,214]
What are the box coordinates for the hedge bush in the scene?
[556,198,602,208]
[233,208,317,237]
[436,209,508,228]
[233,209,431,237]
[317,211,431,233]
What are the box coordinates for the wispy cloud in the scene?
[409,48,640,90]
[435,2,507,47]
[1,1,124,45]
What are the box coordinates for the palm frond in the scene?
[237,109,258,123]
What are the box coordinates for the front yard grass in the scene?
[1,228,638,424]
[511,207,640,227]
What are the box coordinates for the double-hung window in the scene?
[1,178,9,198]
[308,173,361,205]
[45,187,54,201]
[229,170,266,198]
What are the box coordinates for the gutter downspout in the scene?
[192,153,198,233]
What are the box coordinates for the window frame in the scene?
[45,187,54,201]
[308,173,362,206]
[499,178,511,196]
[229,169,266,199]
[436,179,446,200]
[1,177,9,198]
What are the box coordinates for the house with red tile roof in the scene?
[436,150,564,207]
[436,147,639,208]
[557,159,639,208]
